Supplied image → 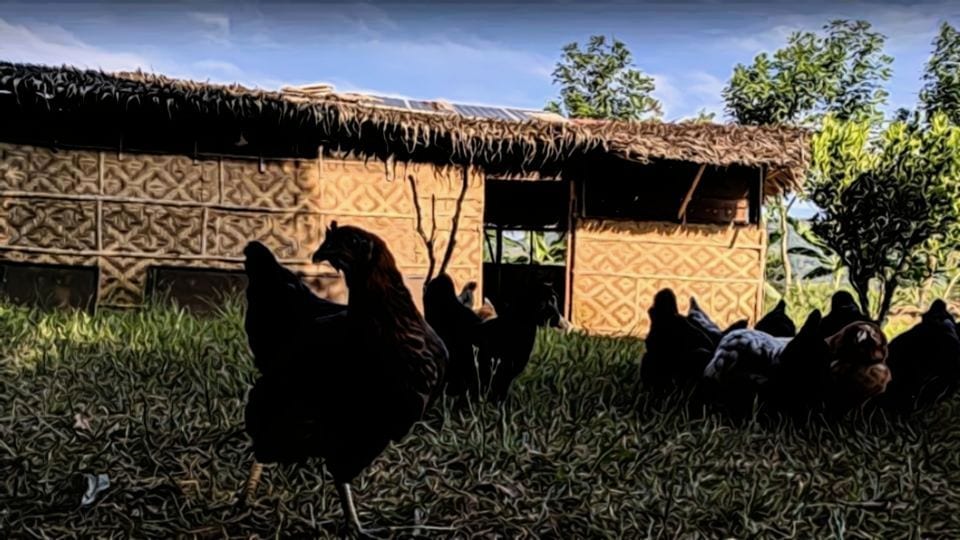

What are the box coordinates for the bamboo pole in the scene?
[677,164,707,222]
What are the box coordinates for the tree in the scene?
[723,19,892,293]
[921,22,960,125]
[680,109,717,124]
[724,19,891,126]
[808,113,960,323]
[546,35,662,121]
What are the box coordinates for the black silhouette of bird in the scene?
[820,291,871,338]
[458,281,478,309]
[754,300,796,337]
[423,274,483,399]
[883,299,960,412]
[766,310,832,415]
[474,279,557,403]
[242,222,448,535]
[687,296,749,348]
[641,288,715,387]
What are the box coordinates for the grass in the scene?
[3,300,960,538]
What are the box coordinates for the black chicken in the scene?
[883,299,960,412]
[821,291,870,338]
[687,296,749,348]
[474,279,557,403]
[754,300,796,338]
[423,274,483,399]
[641,288,715,387]
[242,222,448,535]
[766,310,832,415]
[458,281,478,309]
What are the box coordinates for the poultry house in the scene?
[242,222,448,535]
[882,299,960,412]
[423,273,483,399]
[754,300,796,337]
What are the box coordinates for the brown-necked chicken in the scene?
[242,222,448,535]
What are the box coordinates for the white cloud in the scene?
[0,17,290,91]
[651,73,682,118]
[0,17,152,71]
[188,12,231,45]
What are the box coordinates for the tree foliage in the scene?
[546,35,662,121]
[808,112,960,322]
[921,22,960,125]
[723,19,892,126]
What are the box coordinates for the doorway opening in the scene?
[482,178,571,317]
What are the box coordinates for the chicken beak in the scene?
[311,247,336,265]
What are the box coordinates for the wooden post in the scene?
[564,176,576,321]
[677,164,707,222]
[755,166,766,324]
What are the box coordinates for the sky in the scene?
[1,0,958,217]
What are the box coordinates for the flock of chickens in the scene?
[237,223,960,535]
[641,287,960,417]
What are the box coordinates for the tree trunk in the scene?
[853,278,872,322]
[778,197,793,294]
[919,254,938,307]
[878,278,898,326]
[944,270,960,304]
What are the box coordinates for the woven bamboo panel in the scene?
[318,159,485,304]
[0,144,99,194]
[0,141,484,311]
[221,158,322,211]
[0,196,98,250]
[572,219,764,336]
[103,153,219,204]
[102,203,204,255]
[205,210,324,261]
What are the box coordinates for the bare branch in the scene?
[438,167,471,275]
[408,174,437,285]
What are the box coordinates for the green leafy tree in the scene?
[723,19,892,292]
[546,35,662,120]
[921,22,960,125]
[808,113,960,323]
[681,109,717,124]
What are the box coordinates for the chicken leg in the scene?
[238,461,263,507]
[337,482,374,537]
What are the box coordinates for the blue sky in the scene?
[1,0,958,217]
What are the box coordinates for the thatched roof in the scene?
[0,61,810,193]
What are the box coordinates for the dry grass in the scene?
[2,300,960,538]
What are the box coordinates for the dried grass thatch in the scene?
[0,61,809,193]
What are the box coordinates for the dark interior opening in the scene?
[577,157,762,226]
[0,260,99,313]
[146,266,248,313]
[482,179,569,316]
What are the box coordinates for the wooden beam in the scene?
[677,164,707,221]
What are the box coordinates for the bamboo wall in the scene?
[0,142,484,311]
[570,219,766,336]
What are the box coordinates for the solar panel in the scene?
[407,100,437,112]
[373,96,408,109]
[453,104,519,121]
[349,91,546,122]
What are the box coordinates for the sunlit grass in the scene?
[2,301,960,537]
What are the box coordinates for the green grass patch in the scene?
[2,302,960,537]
